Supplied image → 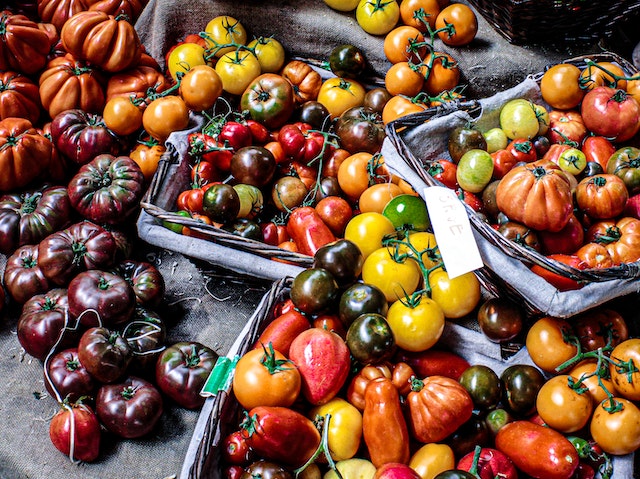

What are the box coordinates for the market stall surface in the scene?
[1,0,640,477]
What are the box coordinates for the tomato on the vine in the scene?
[434,3,477,46]
[427,268,481,319]
[103,96,143,136]
[179,64,223,111]
[385,293,445,351]
[142,95,190,143]
[247,36,286,73]
[355,0,401,36]
[215,49,261,96]
[167,42,208,81]
[204,16,248,57]
[361,246,422,302]
[317,77,366,118]
[540,63,585,110]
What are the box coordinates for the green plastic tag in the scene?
[201,356,239,397]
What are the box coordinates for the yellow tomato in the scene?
[362,246,422,303]
[409,443,455,479]
[344,212,396,260]
[386,293,445,351]
[317,77,366,118]
[167,43,207,81]
[247,36,286,73]
[427,268,481,319]
[215,49,261,96]
[204,15,247,57]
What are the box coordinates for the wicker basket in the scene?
[384,52,640,318]
[137,120,313,280]
[468,0,640,44]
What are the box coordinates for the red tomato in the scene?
[548,110,587,146]
[530,254,587,291]
[582,135,615,170]
[426,159,458,188]
[581,86,640,143]
[491,149,517,179]
[506,138,537,163]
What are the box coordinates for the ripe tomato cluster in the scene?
[425,60,640,291]
[219,239,636,479]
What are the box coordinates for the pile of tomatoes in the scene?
[217,237,640,479]
[420,59,640,291]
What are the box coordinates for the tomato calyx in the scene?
[257,342,296,375]
[591,225,621,244]
[294,413,344,479]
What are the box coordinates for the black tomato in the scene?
[338,282,389,328]
[202,184,240,224]
[500,364,545,417]
[230,146,276,187]
[290,268,339,315]
[458,364,502,410]
[346,312,396,365]
[476,297,524,343]
[328,44,367,79]
[448,125,487,163]
[313,239,364,287]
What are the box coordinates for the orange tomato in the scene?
[399,0,441,30]
[540,63,585,110]
[383,25,427,64]
[423,52,460,95]
[358,182,404,213]
[385,61,425,97]
[382,95,429,124]
[434,3,477,46]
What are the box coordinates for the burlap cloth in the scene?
[0,1,639,478]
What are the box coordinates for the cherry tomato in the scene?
[317,77,366,118]
[399,0,441,30]
[385,61,424,97]
[428,268,481,319]
[385,293,445,351]
[434,3,477,46]
[204,16,247,57]
[215,49,261,96]
[383,25,427,64]
[361,246,421,303]
[356,0,401,36]
[344,212,396,259]
[609,338,640,401]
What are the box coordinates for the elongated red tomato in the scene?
[286,206,336,256]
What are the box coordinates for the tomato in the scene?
[338,152,377,199]
[233,344,301,409]
[202,183,240,223]
[317,77,366,118]
[459,365,502,411]
[548,109,587,146]
[362,246,421,302]
[358,183,403,213]
[382,94,429,124]
[581,86,640,142]
[569,361,614,405]
[356,0,401,35]
[409,443,456,479]
[580,61,627,91]
[590,397,640,455]
[45,348,97,404]
[231,146,276,187]
[575,174,629,219]
[329,43,368,79]
[609,338,640,401]
[335,105,386,155]
[382,193,430,231]
[427,268,480,319]
[456,149,493,193]
[423,52,460,96]
[582,135,615,171]
[490,149,516,180]
[540,63,585,110]
[448,125,487,164]
[573,307,629,352]
[179,64,223,111]
[234,184,264,219]
[495,421,579,479]
[344,211,396,259]
[281,60,323,105]
[49,402,101,463]
[346,313,396,364]
[538,214,585,255]
[434,3,477,46]
[500,101,539,140]
[386,293,445,351]
[526,316,578,373]
[191,159,221,186]
[483,127,508,153]
[384,61,424,97]
[167,42,207,80]
[309,398,363,461]
[557,147,587,175]
[129,140,166,183]
[247,36,285,73]
[324,0,361,11]
[241,73,295,129]
[399,0,441,30]
[203,16,247,57]
[215,49,261,96]
[364,87,393,113]
[383,25,426,64]
[142,95,189,143]
[536,375,593,433]
[500,364,545,417]
[315,196,354,237]
[476,297,523,343]
[102,96,142,136]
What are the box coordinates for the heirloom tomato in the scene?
[338,282,389,328]
[17,289,69,361]
[606,146,640,195]
[569,361,614,405]
[204,15,247,57]
[476,297,524,343]
[215,49,261,96]
[77,326,132,383]
[155,341,217,409]
[0,70,40,124]
[96,376,163,438]
[338,152,379,199]
[335,105,386,154]
[500,364,545,417]
[448,125,487,164]
[427,159,458,188]
[459,365,502,411]
[67,154,145,225]
[581,86,640,142]
[49,402,101,463]
[346,313,396,365]
[281,60,323,105]
[247,36,285,73]
[590,397,640,455]
[434,3,477,46]
[230,146,276,187]
[582,135,615,170]
[3,244,49,304]
[538,214,585,255]
[287,206,337,256]
[399,0,440,30]
[586,217,640,265]
[0,11,50,75]
[483,127,508,153]
[530,254,586,291]
[329,43,368,79]
[240,73,295,129]
[580,61,627,90]
[315,196,354,237]
[202,183,240,223]
[382,193,430,231]
[456,149,494,193]
[575,174,628,219]
[123,306,167,376]
[386,294,444,351]
[409,443,456,479]
[359,183,403,213]
[385,61,424,97]
[129,140,165,183]
[290,268,338,315]
[103,96,143,136]
[381,94,429,124]
[428,268,481,319]
[557,147,587,175]
[111,260,165,308]
[540,63,584,110]
[45,348,97,404]
[317,77,366,118]
[573,307,628,352]
[383,25,427,64]
[313,239,364,287]
[548,109,587,146]
[233,344,301,409]
[536,375,593,433]
[499,99,542,140]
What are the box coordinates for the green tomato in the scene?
[162,210,191,234]
[456,149,494,193]
[382,194,430,232]
[499,99,541,140]
[483,127,508,153]
[355,0,400,35]
[233,183,264,219]
[557,147,587,176]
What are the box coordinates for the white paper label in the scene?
[423,186,483,278]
